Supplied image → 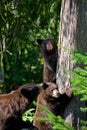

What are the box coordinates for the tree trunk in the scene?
[56,0,87,129]
[0,37,5,93]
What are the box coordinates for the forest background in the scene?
[1,1,87,129]
[0,0,61,93]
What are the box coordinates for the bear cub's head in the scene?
[37,35,57,55]
[18,83,42,101]
[41,82,60,100]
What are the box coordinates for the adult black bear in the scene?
[0,83,42,130]
[33,82,71,130]
[37,35,58,83]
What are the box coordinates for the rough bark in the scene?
[0,37,5,93]
[56,0,87,129]
[56,0,78,94]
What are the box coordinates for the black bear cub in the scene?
[37,35,58,83]
[33,82,71,130]
[0,83,42,130]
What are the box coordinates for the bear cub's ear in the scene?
[11,84,21,90]
[37,39,43,45]
[42,83,48,89]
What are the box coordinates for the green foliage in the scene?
[71,51,87,129]
[0,0,61,92]
[71,51,87,101]
[22,108,35,123]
